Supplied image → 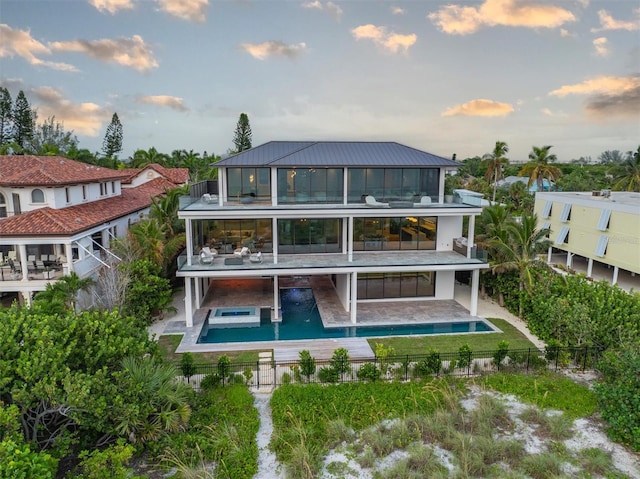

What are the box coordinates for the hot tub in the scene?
[207,307,260,328]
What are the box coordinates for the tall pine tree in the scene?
[12,90,35,150]
[102,113,123,159]
[232,113,252,153]
[0,87,12,148]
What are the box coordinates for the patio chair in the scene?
[199,246,216,264]
[249,251,263,264]
[364,195,389,208]
[413,196,432,207]
[28,255,36,263]
[35,259,45,271]
[233,246,251,258]
[8,251,17,261]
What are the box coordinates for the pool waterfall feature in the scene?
[197,288,498,344]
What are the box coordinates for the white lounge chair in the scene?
[199,246,216,264]
[202,193,218,204]
[234,246,251,258]
[413,196,432,207]
[249,251,263,263]
[364,195,389,207]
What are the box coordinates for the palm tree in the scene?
[115,356,191,443]
[34,272,95,312]
[613,146,640,192]
[488,214,552,315]
[519,145,562,192]
[483,141,509,203]
[476,204,510,251]
[129,147,169,168]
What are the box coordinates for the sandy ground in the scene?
[251,385,640,479]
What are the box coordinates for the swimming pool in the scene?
[197,288,497,344]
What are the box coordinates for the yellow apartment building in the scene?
[534,191,640,285]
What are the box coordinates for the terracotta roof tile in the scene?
[0,155,125,186]
[0,180,172,237]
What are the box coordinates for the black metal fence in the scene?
[176,346,603,391]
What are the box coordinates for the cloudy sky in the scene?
[1,0,639,162]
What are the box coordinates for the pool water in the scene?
[197,288,496,344]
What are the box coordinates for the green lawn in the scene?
[367,318,540,355]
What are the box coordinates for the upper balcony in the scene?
[179,180,481,215]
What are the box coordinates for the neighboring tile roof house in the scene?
[0,155,125,186]
[0,178,171,237]
[119,164,189,186]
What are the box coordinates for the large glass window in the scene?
[358,272,436,299]
[227,168,270,202]
[277,168,343,204]
[353,216,437,251]
[194,219,273,254]
[0,193,6,218]
[348,168,439,203]
[278,218,342,253]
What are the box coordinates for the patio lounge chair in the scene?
[199,246,216,264]
[249,251,263,263]
[364,195,389,207]
[202,193,218,204]
[413,196,432,207]
[234,246,251,258]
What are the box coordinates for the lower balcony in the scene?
[176,248,488,276]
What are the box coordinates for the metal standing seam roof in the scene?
[214,141,459,168]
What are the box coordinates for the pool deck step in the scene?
[273,338,374,362]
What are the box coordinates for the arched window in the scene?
[31,189,45,203]
[0,193,6,218]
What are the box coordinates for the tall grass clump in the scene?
[520,452,564,479]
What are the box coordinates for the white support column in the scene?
[587,258,593,278]
[547,246,552,263]
[350,272,357,324]
[272,217,278,264]
[271,168,278,206]
[21,291,32,307]
[185,219,193,266]
[612,266,619,285]
[438,170,446,204]
[65,244,74,273]
[470,269,480,316]
[273,275,280,320]
[194,277,202,309]
[467,215,476,259]
[566,251,573,268]
[347,216,353,262]
[185,278,193,327]
[18,244,28,282]
[343,167,348,205]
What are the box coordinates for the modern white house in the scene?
[176,141,489,328]
[0,156,188,306]
[535,191,640,285]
